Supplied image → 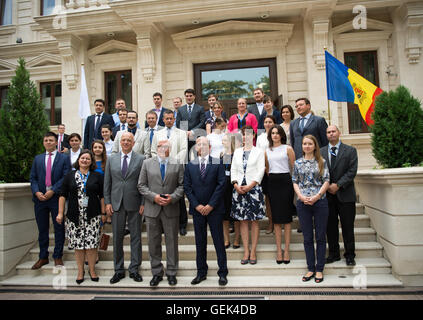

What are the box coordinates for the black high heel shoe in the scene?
[276,260,283,264]
[76,271,85,284]
[89,270,99,282]
[302,272,315,282]
[225,243,231,249]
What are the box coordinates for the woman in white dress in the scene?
[208,118,227,158]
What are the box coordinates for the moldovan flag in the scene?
[325,51,383,126]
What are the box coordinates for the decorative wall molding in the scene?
[402,2,423,64]
[0,59,17,71]
[88,39,137,60]
[312,19,330,70]
[57,34,81,89]
[26,53,61,68]
[171,20,294,54]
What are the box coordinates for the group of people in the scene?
[29,87,358,286]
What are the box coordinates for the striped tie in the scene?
[200,158,206,178]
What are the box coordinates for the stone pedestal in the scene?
[0,183,36,280]
[355,167,423,286]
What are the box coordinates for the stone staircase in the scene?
[0,203,402,289]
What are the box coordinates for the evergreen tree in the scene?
[0,58,49,182]
[371,85,423,168]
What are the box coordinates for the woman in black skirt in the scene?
[265,125,296,264]
[221,132,242,249]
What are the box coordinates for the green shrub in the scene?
[0,58,49,182]
[371,85,423,168]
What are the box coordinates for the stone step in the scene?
[15,258,392,277]
[98,214,371,233]
[0,273,402,289]
[48,227,377,246]
[29,242,383,262]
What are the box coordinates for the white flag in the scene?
[78,66,91,120]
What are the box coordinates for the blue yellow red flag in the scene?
[325,51,383,125]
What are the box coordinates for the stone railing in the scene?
[65,0,109,10]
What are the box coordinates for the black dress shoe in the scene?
[110,272,125,284]
[191,275,207,285]
[124,229,130,236]
[129,272,143,282]
[302,272,315,282]
[297,228,302,233]
[168,275,177,286]
[346,257,356,266]
[218,276,228,286]
[326,255,341,264]
[150,275,163,287]
[179,227,187,236]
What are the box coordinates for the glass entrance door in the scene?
[105,70,132,114]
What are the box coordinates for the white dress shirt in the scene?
[70,149,80,166]
[257,103,264,115]
[45,150,57,168]
[198,156,209,171]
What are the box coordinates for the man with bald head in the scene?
[104,132,146,284]
[321,125,358,266]
[184,136,228,286]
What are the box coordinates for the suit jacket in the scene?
[290,113,329,159]
[258,109,282,130]
[184,156,226,215]
[231,146,265,186]
[57,133,70,152]
[204,110,227,122]
[59,170,104,225]
[30,152,71,202]
[144,107,169,128]
[137,156,184,218]
[151,127,188,164]
[321,142,358,203]
[176,103,206,133]
[103,151,145,212]
[112,129,151,158]
[83,113,115,149]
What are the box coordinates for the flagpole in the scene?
[324,47,331,125]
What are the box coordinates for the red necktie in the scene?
[45,152,52,187]
[58,135,62,151]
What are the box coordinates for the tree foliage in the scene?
[0,58,49,182]
[371,85,423,168]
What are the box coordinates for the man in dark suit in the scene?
[57,124,70,153]
[184,136,228,286]
[144,92,169,128]
[104,132,145,284]
[176,88,206,157]
[29,132,71,269]
[290,97,329,160]
[112,108,128,138]
[83,99,115,149]
[321,125,358,266]
[204,94,227,121]
[247,88,265,123]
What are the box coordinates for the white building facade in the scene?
[0,0,422,169]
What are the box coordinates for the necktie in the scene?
[160,162,165,181]
[200,158,206,178]
[167,128,171,139]
[95,114,101,135]
[121,124,125,131]
[58,135,62,151]
[299,117,305,133]
[122,155,128,178]
[45,152,52,187]
[149,129,154,144]
[330,146,337,167]
[188,105,192,118]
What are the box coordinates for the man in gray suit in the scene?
[321,125,358,266]
[290,97,329,160]
[138,140,185,287]
[104,132,146,284]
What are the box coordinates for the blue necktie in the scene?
[121,155,128,178]
[160,162,165,181]
[188,105,192,119]
[150,129,154,144]
[95,114,101,135]
[200,159,206,178]
[299,117,305,133]
[121,124,125,131]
